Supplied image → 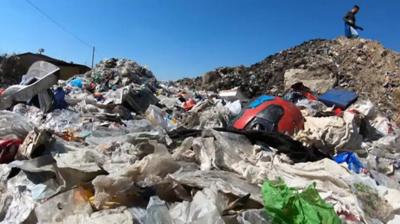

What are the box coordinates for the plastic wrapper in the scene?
[35,187,93,223]
[91,175,140,210]
[0,110,34,139]
[44,109,82,133]
[225,100,242,116]
[169,187,225,224]
[169,169,263,205]
[145,196,174,224]
[145,105,169,130]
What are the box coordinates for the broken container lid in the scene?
[229,95,304,135]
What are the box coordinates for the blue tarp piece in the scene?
[318,88,358,109]
[69,78,83,89]
[53,87,68,109]
[333,152,364,174]
[248,95,275,108]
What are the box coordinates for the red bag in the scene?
[183,98,197,111]
[0,139,22,163]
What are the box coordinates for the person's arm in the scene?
[343,12,355,26]
[355,25,364,31]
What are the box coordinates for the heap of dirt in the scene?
[0,54,26,88]
[176,37,400,122]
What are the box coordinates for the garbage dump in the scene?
[176,37,400,124]
[0,38,400,224]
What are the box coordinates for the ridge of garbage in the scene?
[0,38,399,223]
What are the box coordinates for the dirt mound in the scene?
[0,54,26,88]
[177,37,400,121]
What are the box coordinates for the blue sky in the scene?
[1,0,399,80]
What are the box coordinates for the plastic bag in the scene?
[169,187,225,224]
[225,100,242,116]
[262,179,341,224]
[0,138,22,163]
[145,105,169,130]
[44,109,81,133]
[145,196,173,224]
[0,110,34,139]
[333,152,365,174]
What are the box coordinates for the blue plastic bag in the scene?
[69,78,83,89]
[333,152,364,173]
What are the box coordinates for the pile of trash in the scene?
[177,37,400,123]
[0,44,400,224]
[86,58,157,92]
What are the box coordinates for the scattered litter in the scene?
[0,45,399,223]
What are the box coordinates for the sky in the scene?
[1,0,399,80]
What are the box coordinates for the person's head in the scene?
[352,5,360,14]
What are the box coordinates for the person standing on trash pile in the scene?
[343,5,364,38]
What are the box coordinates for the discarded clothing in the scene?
[53,87,68,109]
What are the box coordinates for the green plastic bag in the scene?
[261,179,341,224]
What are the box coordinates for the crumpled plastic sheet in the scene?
[63,207,134,224]
[169,169,263,205]
[12,104,44,127]
[295,99,327,116]
[9,155,66,201]
[145,105,169,130]
[349,100,377,119]
[145,196,174,224]
[100,142,150,175]
[350,100,400,153]
[44,109,82,133]
[91,175,140,210]
[294,111,363,154]
[173,130,274,185]
[157,95,179,109]
[377,186,400,212]
[234,209,271,224]
[388,215,400,224]
[35,187,93,223]
[264,157,400,222]
[173,130,255,171]
[364,133,400,154]
[194,101,230,129]
[53,149,107,190]
[126,149,182,187]
[0,110,34,139]
[0,184,36,224]
[265,158,361,218]
[224,100,242,116]
[85,122,163,146]
[169,187,225,224]
[128,207,146,224]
